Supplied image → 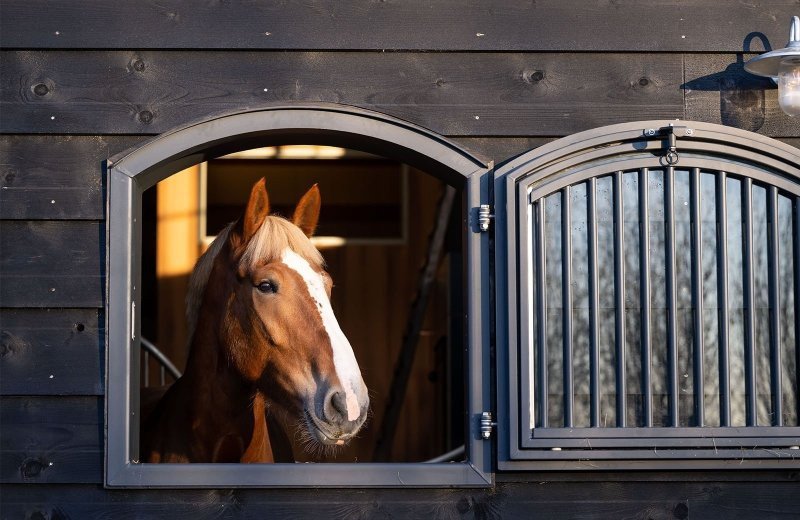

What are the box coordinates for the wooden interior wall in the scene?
[1,1,799,517]
[321,168,451,463]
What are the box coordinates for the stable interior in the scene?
[139,145,465,463]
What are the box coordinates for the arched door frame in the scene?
[106,104,493,487]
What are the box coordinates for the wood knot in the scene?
[32,83,50,96]
[20,457,47,478]
[138,110,154,124]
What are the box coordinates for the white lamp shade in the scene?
[778,59,800,117]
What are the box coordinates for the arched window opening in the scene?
[106,105,491,487]
[138,145,465,464]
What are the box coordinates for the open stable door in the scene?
[493,121,800,471]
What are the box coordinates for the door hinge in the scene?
[477,204,494,232]
[480,411,497,439]
[643,123,694,166]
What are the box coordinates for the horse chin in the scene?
[302,409,355,448]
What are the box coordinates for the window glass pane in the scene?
[545,192,564,427]
[623,171,644,426]
[571,183,591,427]
[648,169,669,427]
[752,184,772,425]
[700,172,720,427]
[727,177,747,426]
[674,170,695,426]
[780,195,798,426]
[596,175,617,427]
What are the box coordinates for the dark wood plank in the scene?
[0,51,685,136]
[0,221,103,307]
[0,397,102,484]
[452,137,555,165]
[777,138,800,150]
[0,309,103,395]
[1,480,799,517]
[0,135,145,220]
[1,0,797,52]
[685,54,800,138]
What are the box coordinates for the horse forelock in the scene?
[240,216,324,273]
[185,216,324,341]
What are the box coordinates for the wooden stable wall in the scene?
[2,1,800,518]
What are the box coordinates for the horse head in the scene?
[196,178,369,451]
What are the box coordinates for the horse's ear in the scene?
[242,177,270,243]
[292,184,321,237]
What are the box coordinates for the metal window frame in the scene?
[106,104,493,488]
[495,121,800,471]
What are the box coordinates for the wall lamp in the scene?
[744,16,800,116]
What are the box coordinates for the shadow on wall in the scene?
[682,33,776,132]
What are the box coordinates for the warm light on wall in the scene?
[745,16,800,117]
[220,145,347,159]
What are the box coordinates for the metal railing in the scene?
[140,336,181,387]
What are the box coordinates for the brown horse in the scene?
[141,178,369,463]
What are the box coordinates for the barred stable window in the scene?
[497,121,800,470]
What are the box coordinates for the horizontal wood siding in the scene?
[0,221,103,307]
[1,480,799,518]
[0,397,102,484]
[1,51,685,136]
[4,51,797,137]
[0,135,143,220]
[1,0,797,52]
[0,309,103,395]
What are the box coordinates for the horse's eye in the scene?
[256,280,277,294]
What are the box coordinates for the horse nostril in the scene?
[329,391,348,421]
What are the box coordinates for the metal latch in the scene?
[480,411,497,439]
[643,123,694,165]
[477,205,494,232]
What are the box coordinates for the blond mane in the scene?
[185,216,324,340]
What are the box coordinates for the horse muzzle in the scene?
[304,386,369,445]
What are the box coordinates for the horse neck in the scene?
[178,276,275,462]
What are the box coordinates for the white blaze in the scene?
[281,249,362,421]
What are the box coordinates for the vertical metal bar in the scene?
[614,171,627,427]
[717,172,731,426]
[795,196,800,424]
[588,178,600,427]
[536,200,548,428]
[767,186,783,426]
[562,186,574,428]
[690,168,705,427]
[160,365,166,387]
[639,168,653,427]
[665,166,679,426]
[742,177,757,426]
